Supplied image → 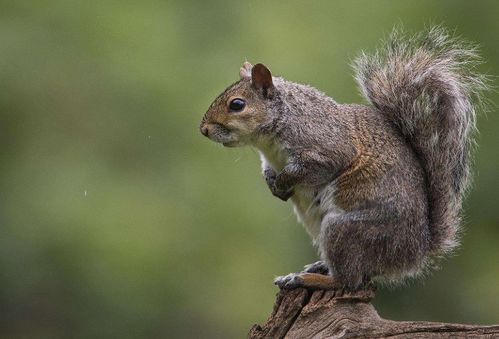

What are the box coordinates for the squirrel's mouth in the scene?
[204,123,241,146]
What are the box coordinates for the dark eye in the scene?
[229,98,246,112]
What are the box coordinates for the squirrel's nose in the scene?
[200,125,209,137]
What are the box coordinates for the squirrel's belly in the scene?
[291,183,341,243]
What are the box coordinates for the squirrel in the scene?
[199,27,488,290]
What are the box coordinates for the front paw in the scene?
[270,184,294,201]
[264,168,293,201]
[263,168,277,188]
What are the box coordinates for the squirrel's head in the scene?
[200,62,276,147]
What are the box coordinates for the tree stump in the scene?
[248,287,499,338]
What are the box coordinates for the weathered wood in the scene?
[248,287,499,338]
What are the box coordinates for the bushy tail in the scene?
[354,26,488,256]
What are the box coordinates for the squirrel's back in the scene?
[354,26,488,257]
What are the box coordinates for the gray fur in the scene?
[200,27,488,289]
[354,26,488,256]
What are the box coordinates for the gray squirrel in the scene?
[199,27,488,290]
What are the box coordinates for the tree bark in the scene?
[248,287,499,338]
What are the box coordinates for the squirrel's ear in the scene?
[251,63,274,97]
[239,61,253,79]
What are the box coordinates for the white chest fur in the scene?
[255,138,287,173]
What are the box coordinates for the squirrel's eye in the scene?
[229,98,246,112]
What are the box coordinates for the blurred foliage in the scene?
[0,1,498,338]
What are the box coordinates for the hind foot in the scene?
[274,272,341,290]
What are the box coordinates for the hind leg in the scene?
[319,208,427,290]
[274,210,386,291]
[274,204,427,291]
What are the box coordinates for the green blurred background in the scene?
[1,1,498,338]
